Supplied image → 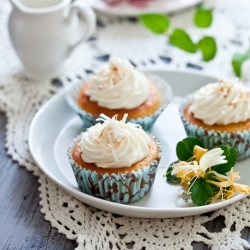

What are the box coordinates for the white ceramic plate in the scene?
[29,70,250,218]
[85,0,203,16]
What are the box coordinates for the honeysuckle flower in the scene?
[232,183,250,193]
[172,147,227,177]
[167,138,250,206]
[171,161,197,188]
[206,169,240,187]
[192,145,208,161]
[209,187,235,202]
[207,169,250,202]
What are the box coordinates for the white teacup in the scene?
[8,0,96,79]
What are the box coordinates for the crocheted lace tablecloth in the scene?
[1,0,250,249]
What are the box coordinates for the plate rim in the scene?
[85,0,203,16]
[28,69,248,218]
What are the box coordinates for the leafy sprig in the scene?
[166,138,250,206]
[140,6,250,79]
[232,51,250,77]
[139,5,217,62]
[169,29,196,53]
[193,5,213,28]
[139,13,170,34]
[176,137,204,161]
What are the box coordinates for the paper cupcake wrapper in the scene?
[67,134,162,204]
[66,73,172,131]
[180,95,250,160]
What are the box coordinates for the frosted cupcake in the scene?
[66,57,171,131]
[180,79,250,160]
[68,114,162,203]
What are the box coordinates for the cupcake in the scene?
[180,79,250,160]
[68,113,162,203]
[66,57,171,131]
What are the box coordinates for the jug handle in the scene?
[66,1,96,54]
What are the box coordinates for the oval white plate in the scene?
[29,70,250,218]
[85,0,202,16]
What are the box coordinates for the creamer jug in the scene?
[8,0,96,78]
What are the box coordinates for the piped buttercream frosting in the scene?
[78,114,150,168]
[87,57,150,109]
[190,79,250,125]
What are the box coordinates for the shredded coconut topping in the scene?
[190,79,250,125]
[95,59,126,88]
[78,114,150,168]
[87,57,150,109]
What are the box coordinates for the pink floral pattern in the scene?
[102,0,153,8]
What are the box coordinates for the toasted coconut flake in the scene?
[122,113,128,123]
[95,114,129,161]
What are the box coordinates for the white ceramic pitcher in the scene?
[8,0,96,79]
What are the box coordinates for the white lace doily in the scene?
[1,0,250,249]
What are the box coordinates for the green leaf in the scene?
[176,138,204,161]
[169,28,197,53]
[139,14,170,34]
[210,183,220,193]
[194,5,213,28]
[190,178,213,206]
[211,146,237,174]
[197,36,217,61]
[232,52,250,77]
[166,164,180,183]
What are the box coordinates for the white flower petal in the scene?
[200,148,227,172]
[209,170,241,181]
[171,165,200,175]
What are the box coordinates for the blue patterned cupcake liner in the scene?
[67,133,162,204]
[66,73,172,131]
[180,95,250,160]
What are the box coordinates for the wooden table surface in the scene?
[0,111,249,250]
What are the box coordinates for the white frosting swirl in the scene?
[78,114,150,168]
[190,80,250,125]
[87,57,150,109]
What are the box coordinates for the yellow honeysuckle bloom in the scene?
[225,189,235,199]
[232,183,250,194]
[209,188,235,202]
[193,145,208,161]
[208,168,250,202]
[172,148,227,177]
[170,146,250,204]
[207,169,239,188]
